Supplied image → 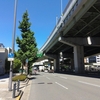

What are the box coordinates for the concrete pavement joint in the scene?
[0,89,8,91]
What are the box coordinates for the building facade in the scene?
[0,44,12,75]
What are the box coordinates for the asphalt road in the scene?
[29,72,100,100]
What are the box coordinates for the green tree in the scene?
[13,58,21,73]
[16,10,38,74]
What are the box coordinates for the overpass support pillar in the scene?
[54,55,60,72]
[71,58,74,70]
[48,59,53,70]
[74,46,84,74]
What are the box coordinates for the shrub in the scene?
[12,74,27,81]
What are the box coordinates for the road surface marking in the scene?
[55,82,68,89]
[46,77,50,80]
[60,76,67,79]
[78,81,100,88]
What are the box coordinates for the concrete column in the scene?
[54,55,60,72]
[48,59,52,70]
[54,59,56,72]
[70,58,74,71]
[74,46,84,74]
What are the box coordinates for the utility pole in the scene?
[9,0,18,91]
[61,0,63,16]
[60,0,63,24]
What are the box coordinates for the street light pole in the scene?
[9,0,18,91]
[12,0,18,52]
[61,0,63,15]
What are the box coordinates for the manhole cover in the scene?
[38,82,45,84]
[47,83,53,84]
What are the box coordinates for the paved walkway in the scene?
[0,74,14,100]
[0,74,32,100]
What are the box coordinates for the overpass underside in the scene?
[39,0,100,74]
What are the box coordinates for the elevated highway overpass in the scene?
[38,0,100,73]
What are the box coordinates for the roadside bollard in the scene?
[17,80,20,92]
[12,83,16,98]
[12,80,20,98]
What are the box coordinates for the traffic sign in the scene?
[8,53,14,61]
[8,53,14,58]
[37,51,43,57]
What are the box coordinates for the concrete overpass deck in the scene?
[40,0,100,56]
[38,0,100,73]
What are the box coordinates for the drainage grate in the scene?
[38,82,45,84]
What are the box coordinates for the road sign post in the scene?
[8,53,14,91]
[8,0,18,91]
[26,59,28,75]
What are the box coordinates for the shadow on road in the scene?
[56,71,100,79]
[29,77,36,80]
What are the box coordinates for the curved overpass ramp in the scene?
[38,0,100,73]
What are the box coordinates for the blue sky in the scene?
[0,0,69,51]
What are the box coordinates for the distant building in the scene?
[0,44,12,75]
[96,55,100,63]
[6,47,12,54]
[86,55,100,63]
[0,45,7,74]
[0,43,5,48]
[89,56,96,63]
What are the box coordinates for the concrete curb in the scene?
[15,90,23,100]
[15,78,30,100]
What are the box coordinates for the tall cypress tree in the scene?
[16,10,38,73]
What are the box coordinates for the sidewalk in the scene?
[0,74,14,100]
[0,74,32,100]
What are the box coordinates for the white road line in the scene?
[46,77,50,80]
[78,81,100,88]
[60,76,67,79]
[55,82,68,89]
